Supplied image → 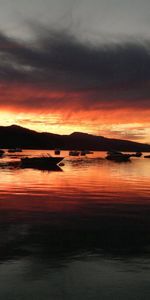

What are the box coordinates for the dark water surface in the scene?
[0,150,150,299]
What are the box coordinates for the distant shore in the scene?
[0,125,150,152]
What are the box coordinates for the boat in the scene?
[8,148,22,153]
[105,151,131,162]
[20,156,64,169]
[84,150,93,154]
[144,155,150,158]
[80,151,86,156]
[0,150,4,158]
[54,149,61,155]
[130,152,142,157]
[69,151,80,156]
[80,150,93,156]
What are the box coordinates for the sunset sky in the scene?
[0,0,150,143]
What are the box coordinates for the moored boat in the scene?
[20,156,64,169]
[106,151,131,162]
[130,152,142,157]
[69,151,80,156]
[80,150,94,156]
[8,148,22,153]
[80,150,86,156]
[0,150,4,157]
[84,150,93,154]
[54,149,61,155]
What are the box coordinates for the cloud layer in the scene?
[0,27,150,113]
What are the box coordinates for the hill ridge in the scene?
[0,124,149,151]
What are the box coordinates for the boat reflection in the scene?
[20,164,63,172]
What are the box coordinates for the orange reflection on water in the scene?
[0,152,150,216]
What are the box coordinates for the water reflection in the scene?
[0,151,150,299]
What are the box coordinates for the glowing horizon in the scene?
[0,109,150,144]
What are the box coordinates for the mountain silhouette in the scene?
[0,125,150,151]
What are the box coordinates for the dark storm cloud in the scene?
[0,27,150,110]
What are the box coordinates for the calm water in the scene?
[0,150,150,299]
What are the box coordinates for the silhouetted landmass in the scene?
[0,124,150,151]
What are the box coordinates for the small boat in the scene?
[80,150,93,156]
[84,150,93,154]
[69,151,80,156]
[130,152,142,157]
[106,151,131,162]
[20,156,64,169]
[54,149,61,155]
[0,150,4,158]
[80,150,86,156]
[8,148,22,153]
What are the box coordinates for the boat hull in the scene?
[20,156,64,169]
